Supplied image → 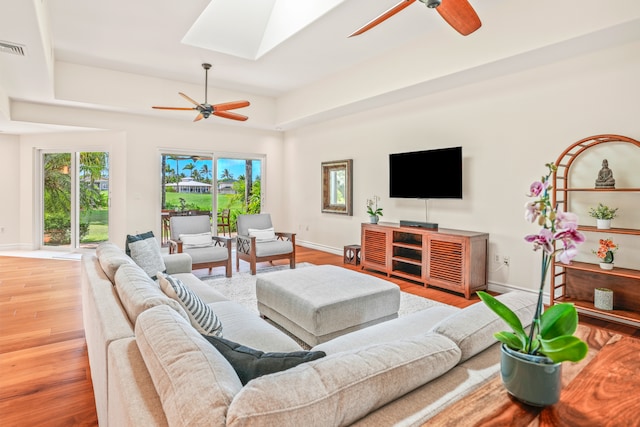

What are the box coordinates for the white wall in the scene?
[283,40,640,292]
[9,104,284,250]
[0,134,21,248]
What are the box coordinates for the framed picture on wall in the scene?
[321,159,353,215]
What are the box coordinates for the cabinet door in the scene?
[362,227,389,272]
[427,236,465,291]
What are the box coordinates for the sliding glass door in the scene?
[41,151,110,249]
[160,152,263,242]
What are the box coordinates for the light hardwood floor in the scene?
[1,246,638,426]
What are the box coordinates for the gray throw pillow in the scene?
[201,335,325,385]
[158,273,223,337]
[127,232,166,279]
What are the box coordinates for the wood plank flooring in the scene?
[1,246,638,426]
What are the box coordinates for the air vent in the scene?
[0,41,26,56]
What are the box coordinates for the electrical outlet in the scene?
[494,254,501,264]
[503,256,510,267]
[0,226,4,233]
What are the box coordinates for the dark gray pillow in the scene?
[201,335,326,385]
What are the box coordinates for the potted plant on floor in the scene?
[593,238,618,270]
[366,195,383,224]
[588,203,618,229]
[478,163,588,407]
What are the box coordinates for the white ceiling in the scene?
[1,0,640,134]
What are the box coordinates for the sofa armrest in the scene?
[162,253,192,274]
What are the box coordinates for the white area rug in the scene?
[202,263,446,317]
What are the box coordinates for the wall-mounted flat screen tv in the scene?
[389,146,462,199]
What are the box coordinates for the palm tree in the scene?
[183,162,195,176]
[245,160,253,208]
[200,163,211,182]
[220,168,233,181]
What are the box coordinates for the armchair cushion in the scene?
[179,232,213,248]
[248,227,276,242]
[255,240,293,257]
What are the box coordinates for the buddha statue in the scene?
[595,159,615,188]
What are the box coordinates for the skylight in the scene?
[182,0,346,60]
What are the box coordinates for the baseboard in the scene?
[296,239,343,256]
[487,281,547,304]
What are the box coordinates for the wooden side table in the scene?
[343,244,361,266]
[426,326,640,426]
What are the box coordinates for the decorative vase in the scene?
[369,215,379,224]
[599,262,614,270]
[594,288,614,310]
[500,344,562,407]
[596,219,611,229]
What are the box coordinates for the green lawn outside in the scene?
[79,193,246,243]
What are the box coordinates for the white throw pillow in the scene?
[179,232,213,248]
[248,227,276,242]
[158,273,223,337]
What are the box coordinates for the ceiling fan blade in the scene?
[193,113,205,122]
[349,0,416,37]
[179,92,204,107]
[213,100,250,112]
[213,110,249,122]
[152,106,196,111]
[436,0,481,36]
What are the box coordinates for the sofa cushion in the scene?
[313,305,460,355]
[201,335,326,385]
[96,242,135,282]
[126,232,166,279]
[114,263,188,324]
[226,333,461,427]
[210,301,303,352]
[158,273,223,337]
[430,291,537,362]
[136,305,242,427]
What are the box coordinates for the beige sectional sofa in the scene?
[81,242,536,426]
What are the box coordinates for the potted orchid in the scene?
[477,163,588,406]
[593,238,618,270]
[366,195,383,224]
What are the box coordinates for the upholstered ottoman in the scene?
[256,265,401,346]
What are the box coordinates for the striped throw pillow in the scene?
[158,273,223,337]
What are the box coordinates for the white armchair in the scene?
[235,214,296,275]
[168,215,232,277]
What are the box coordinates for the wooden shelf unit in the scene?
[361,222,488,299]
[551,134,640,328]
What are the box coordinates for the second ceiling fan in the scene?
[349,0,481,38]
[152,63,250,122]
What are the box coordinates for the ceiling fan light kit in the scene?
[349,0,481,38]
[152,63,250,122]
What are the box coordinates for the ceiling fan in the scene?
[152,63,250,122]
[349,0,481,38]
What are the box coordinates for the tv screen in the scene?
[389,147,462,199]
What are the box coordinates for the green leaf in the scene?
[494,331,526,351]
[539,335,588,363]
[539,303,578,339]
[477,291,527,338]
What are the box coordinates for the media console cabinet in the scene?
[361,222,488,299]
